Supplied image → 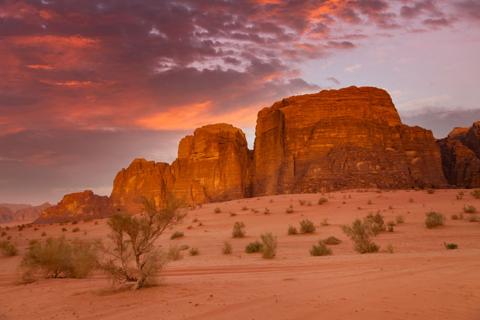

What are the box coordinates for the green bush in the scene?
[322,236,341,245]
[189,247,199,256]
[395,215,405,224]
[21,237,98,279]
[471,189,480,199]
[299,219,316,234]
[0,240,18,257]
[232,222,246,238]
[287,225,298,235]
[444,242,458,250]
[310,241,332,256]
[222,241,232,255]
[425,212,445,229]
[260,233,277,259]
[318,197,328,205]
[170,231,184,240]
[363,213,385,235]
[245,241,263,253]
[342,219,380,254]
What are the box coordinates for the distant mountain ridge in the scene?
[0,203,51,224]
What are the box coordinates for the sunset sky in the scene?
[1,0,479,204]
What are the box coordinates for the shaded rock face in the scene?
[35,190,113,223]
[438,122,480,187]
[111,124,252,212]
[253,86,446,194]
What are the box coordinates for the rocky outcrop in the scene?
[111,124,252,212]
[0,203,51,224]
[35,190,113,223]
[438,122,480,187]
[253,86,446,194]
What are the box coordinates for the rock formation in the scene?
[35,190,112,223]
[111,124,252,212]
[438,122,480,187]
[0,203,51,224]
[253,86,446,194]
[35,86,470,221]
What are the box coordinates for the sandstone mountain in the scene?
[253,86,446,194]
[35,86,479,221]
[35,190,113,223]
[110,124,252,212]
[438,122,480,187]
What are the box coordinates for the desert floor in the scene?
[1,189,480,320]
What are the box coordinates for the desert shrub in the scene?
[451,214,459,220]
[222,241,232,255]
[170,231,184,240]
[245,241,263,254]
[214,207,222,214]
[62,227,67,232]
[100,197,184,289]
[463,205,477,214]
[0,240,18,257]
[310,241,332,256]
[260,233,277,259]
[230,212,237,217]
[1,231,6,237]
[367,200,373,205]
[425,212,445,229]
[395,215,405,224]
[387,225,394,232]
[72,227,80,233]
[299,200,307,206]
[41,232,47,237]
[299,219,316,234]
[456,191,464,200]
[363,213,385,235]
[232,222,246,238]
[471,189,480,199]
[342,219,380,254]
[71,220,78,225]
[287,225,298,235]
[320,218,329,226]
[444,242,458,250]
[285,205,294,214]
[426,189,435,194]
[241,206,248,211]
[21,237,98,279]
[322,236,341,245]
[264,208,271,215]
[167,245,183,261]
[189,247,199,256]
[318,197,328,205]
[385,244,394,254]
[468,215,479,222]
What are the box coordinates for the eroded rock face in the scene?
[253,86,446,194]
[438,122,480,187]
[110,124,252,212]
[35,190,112,223]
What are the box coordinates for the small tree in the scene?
[102,197,184,289]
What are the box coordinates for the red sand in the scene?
[1,189,480,319]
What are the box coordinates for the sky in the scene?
[0,0,479,204]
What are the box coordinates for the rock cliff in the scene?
[253,86,446,194]
[110,124,252,212]
[35,190,113,223]
[438,122,480,187]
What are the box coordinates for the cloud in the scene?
[326,76,340,85]
[345,64,362,72]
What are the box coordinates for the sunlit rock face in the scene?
[110,158,174,213]
[110,124,252,212]
[438,122,480,187]
[35,190,112,223]
[253,86,447,195]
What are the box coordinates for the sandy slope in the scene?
[1,189,480,320]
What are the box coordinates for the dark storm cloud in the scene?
[0,0,464,203]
